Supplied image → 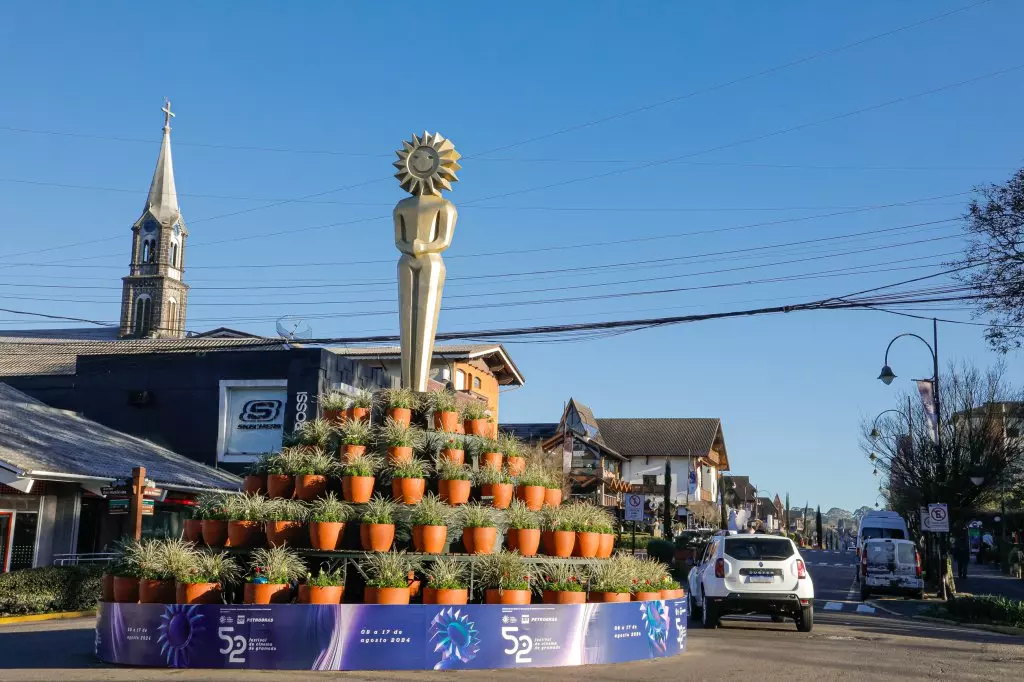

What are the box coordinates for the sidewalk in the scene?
[955,561,1024,601]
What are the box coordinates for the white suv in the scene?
[688,533,815,631]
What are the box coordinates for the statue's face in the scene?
[409,146,440,178]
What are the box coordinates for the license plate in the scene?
[748,576,774,583]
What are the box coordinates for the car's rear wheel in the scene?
[795,605,813,632]
[860,585,871,601]
[701,593,719,629]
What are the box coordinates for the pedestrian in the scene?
[954,538,969,580]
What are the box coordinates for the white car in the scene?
[860,538,924,600]
[688,533,815,631]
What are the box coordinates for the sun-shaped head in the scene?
[394,132,461,197]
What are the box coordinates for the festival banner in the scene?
[95,599,686,670]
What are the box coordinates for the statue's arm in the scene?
[414,206,457,255]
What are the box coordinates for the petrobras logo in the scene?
[237,400,284,430]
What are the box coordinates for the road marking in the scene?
[823,602,843,611]
[856,604,876,614]
[844,577,858,601]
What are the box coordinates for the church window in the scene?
[169,241,179,268]
[167,298,178,332]
[133,295,152,336]
[141,238,157,264]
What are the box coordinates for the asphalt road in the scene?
[2,606,1021,681]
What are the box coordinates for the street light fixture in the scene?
[877,365,897,385]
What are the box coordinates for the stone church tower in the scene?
[119,101,189,338]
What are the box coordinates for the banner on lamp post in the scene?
[916,379,938,444]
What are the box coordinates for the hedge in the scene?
[0,565,104,616]
[945,595,1024,629]
[646,539,675,564]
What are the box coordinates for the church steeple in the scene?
[118,100,190,339]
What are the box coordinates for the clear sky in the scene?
[1,1,1023,511]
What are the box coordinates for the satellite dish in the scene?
[276,316,313,340]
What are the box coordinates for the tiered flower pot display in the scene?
[112,576,140,603]
[176,582,222,605]
[139,578,176,604]
[183,519,203,543]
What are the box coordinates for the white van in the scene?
[859,538,924,600]
[856,511,909,562]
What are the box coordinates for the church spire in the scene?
[145,99,179,225]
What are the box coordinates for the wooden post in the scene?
[129,466,146,541]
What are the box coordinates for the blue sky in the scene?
[1,1,1023,511]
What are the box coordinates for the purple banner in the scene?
[96,598,686,670]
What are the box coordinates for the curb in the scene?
[0,610,96,625]
[910,614,1024,637]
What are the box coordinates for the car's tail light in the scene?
[714,558,725,578]
[795,559,807,579]
[915,551,922,578]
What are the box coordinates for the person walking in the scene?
[954,538,970,580]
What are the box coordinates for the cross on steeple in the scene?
[162,99,175,129]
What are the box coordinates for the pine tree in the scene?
[784,492,790,535]
[815,505,824,549]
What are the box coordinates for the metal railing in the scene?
[53,552,117,566]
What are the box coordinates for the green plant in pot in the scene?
[266,447,305,499]
[475,464,513,509]
[391,457,428,504]
[436,458,473,505]
[587,555,634,602]
[319,391,349,424]
[477,436,503,470]
[537,561,588,604]
[499,432,527,476]
[505,499,541,556]
[295,418,337,451]
[341,451,380,504]
[543,467,564,507]
[292,448,338,501]
[476,550,533,604]
[176,551,241,605]
[462,402,492,437]
[128,538,195,604]
[299,566,345,604]
[264,498,309,548]
[307,493,354,550]
[224,493,270,548]
[423,557,469,605]
[361,550,421,604]
[540,505,576,558]
[460,502,499,555]
[564,501,602,558]
[194,491,231,547]
[514,462,548,511]
[380,417,423,466]
[439,434,466,465]
[429,390,460,432]
[245,546,306,604]
[348,391,373,422]
[627,556,667,601]
[242,452,272,496]
[339,418,373,462]
[410,493,451,554]
[592,506,617,558]
[360,495,400,552]
[381,387,418,426]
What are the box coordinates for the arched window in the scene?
[133,295,152,336]
[141,239,157,264]
[167,298,177,333]
[169,241,179,268]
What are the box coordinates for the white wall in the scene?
[622,456,713,504]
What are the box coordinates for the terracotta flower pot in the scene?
[244,583,291,604]
[441,448,464,465]
[267,474,294,499]
[485,589,531,605]
[388,407,412,426]
[632,591,662,601]
[298,584,344,605]
[367,586,410,604]
[101,574,115,602]
[201,519,228,547]
[543,590,586,605]
[362,523,395,552]
[343,475,375,503]
[480,452,503,469]
[506,456,526,476]
[407,571,422,598]
[176,582,221,605]
[544,488,562,507]
[576,531,600,558]
[506,527,541,556]
[227,520,265,548]
[266,520,305,548]
[515,485,545,511]
[481,482,513,509]
[183,519,203,543]
[112,576,139,603]
[550,530,575,558]
[295,474,328,501]
[324,408,345,425]
[598,533,615,558]
[413,524,448,553]
[139,578,175,604]
[464,418,490,437]
[349,406,371,422]
[388,446,414,465]
[424,587,469,605]
[309,521,345,550]
[434,411,460,432]
[541,530,554,555]
[243,475,266,496]
[589,591,630,603]
[661,588,685,600]
[340,444,366,464]
[463,526,497,555]
[438,478,471,505]
[392,477,426,504]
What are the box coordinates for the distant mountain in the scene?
[786,505,875,529]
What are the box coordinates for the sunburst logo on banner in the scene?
[393,132,461,196]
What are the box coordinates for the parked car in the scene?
[688,533,814,632]
[856,511,909,565]
[859,538,924,600]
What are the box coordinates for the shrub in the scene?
[0,565,105,616]
[462,403,489,421]
[424,557,467,590]
[945,595,1024,629]
[308,493,354,523]
[647,538,676,564]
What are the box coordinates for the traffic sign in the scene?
[625,494,645,521]
[923,503,949,533]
